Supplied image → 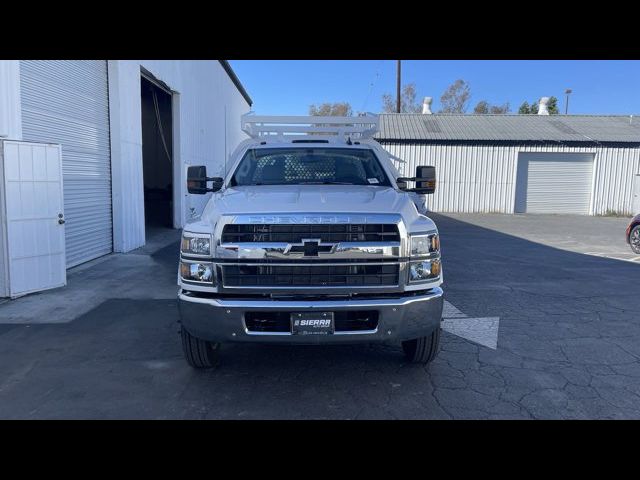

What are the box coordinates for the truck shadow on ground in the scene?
[1,214,639,419]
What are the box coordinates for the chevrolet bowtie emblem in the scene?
[303,240,320,257]
[284,238,335,257]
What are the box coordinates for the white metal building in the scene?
[0,60,251,297]
[378,112,640,216]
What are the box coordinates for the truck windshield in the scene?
[229,147,391,187]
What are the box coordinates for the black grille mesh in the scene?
[222,264,399,287]
[222,224,400,243]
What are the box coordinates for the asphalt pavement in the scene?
[0,214,638,419]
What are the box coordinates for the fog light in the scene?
[180,262,213,283]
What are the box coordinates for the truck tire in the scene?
[181,327,220,369]
[630,225,640,254]
[402,327,441,365]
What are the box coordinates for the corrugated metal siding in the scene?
[522,153,594,214]
[378,114,640,143]
[381,142,640,215]
[20,60,112,267]
[0,143,7,296]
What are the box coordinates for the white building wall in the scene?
[382,142,640,215]
[0,60,22,140]
[108,60,251,252]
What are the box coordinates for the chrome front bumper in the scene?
[178,287,443,344]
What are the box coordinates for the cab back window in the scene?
[230,148,390,186]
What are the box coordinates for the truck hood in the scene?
[193,185,437,233]
[208,185,406,215]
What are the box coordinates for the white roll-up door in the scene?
[20,60,112,267]
[516,152,594,214]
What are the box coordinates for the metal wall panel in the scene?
[0,142,7,296]
[381,142,640,215]
[20,60,112,267]
[520,152,594,214]
[108,60,251,252]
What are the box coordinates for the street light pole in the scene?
[565,88,572,115]
[396,60,401,113]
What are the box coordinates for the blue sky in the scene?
[229,60,640,115]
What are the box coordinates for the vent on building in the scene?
[423,118,442,133]
[549,120,579,135]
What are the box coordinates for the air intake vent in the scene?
[222,264,399,287]
[222,224,400,243]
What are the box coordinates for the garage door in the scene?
[516,152,594,214]
[20,60,112,267]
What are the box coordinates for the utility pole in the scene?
[565,88,572,115]
[396,60,401,113]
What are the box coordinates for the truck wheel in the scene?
[630,225,640,254]
[181,327,220,368]
[402,327,441,365]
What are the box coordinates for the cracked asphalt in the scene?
[0,213,638,419]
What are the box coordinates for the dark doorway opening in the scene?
[141,75,173,233]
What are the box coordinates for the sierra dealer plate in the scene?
[291,312,334,335]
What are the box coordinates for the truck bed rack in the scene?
[241,113,379,142]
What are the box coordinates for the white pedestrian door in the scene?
[3,141,66,297]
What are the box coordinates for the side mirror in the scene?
[396,165,436,195]
[414,165,436,194]
[187,166,223,194]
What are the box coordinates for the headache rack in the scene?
[241,113,379,143]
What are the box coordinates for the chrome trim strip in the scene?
[179,287,443,309]
[216,242,401,260]
[219,261,401,267]
[243,329,378,336]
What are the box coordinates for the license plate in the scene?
[291,312,334,335]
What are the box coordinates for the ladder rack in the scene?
[241,113,379,142]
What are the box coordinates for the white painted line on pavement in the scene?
[442,300,500,350]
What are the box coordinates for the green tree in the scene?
[547,96,559,114]
[381,83,422,113]
[309,102,353,116]
[518,101,531,114]
[475,100,509,114]
[518,97,559,115]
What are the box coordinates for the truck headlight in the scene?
[408,259,441,283]
[180,262,214,283]
[410,233,439,256]
[181,232,211,256]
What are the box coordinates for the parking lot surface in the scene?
[0,214,638,419]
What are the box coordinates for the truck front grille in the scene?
[222,264,399,288]
[221,223,400,243]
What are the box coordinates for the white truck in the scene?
[177,114,443,367]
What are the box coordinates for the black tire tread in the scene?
[631,225,640,254]
[402,327,441,364]
[181,327,219,368]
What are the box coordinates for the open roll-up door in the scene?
[20,60,112,267]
